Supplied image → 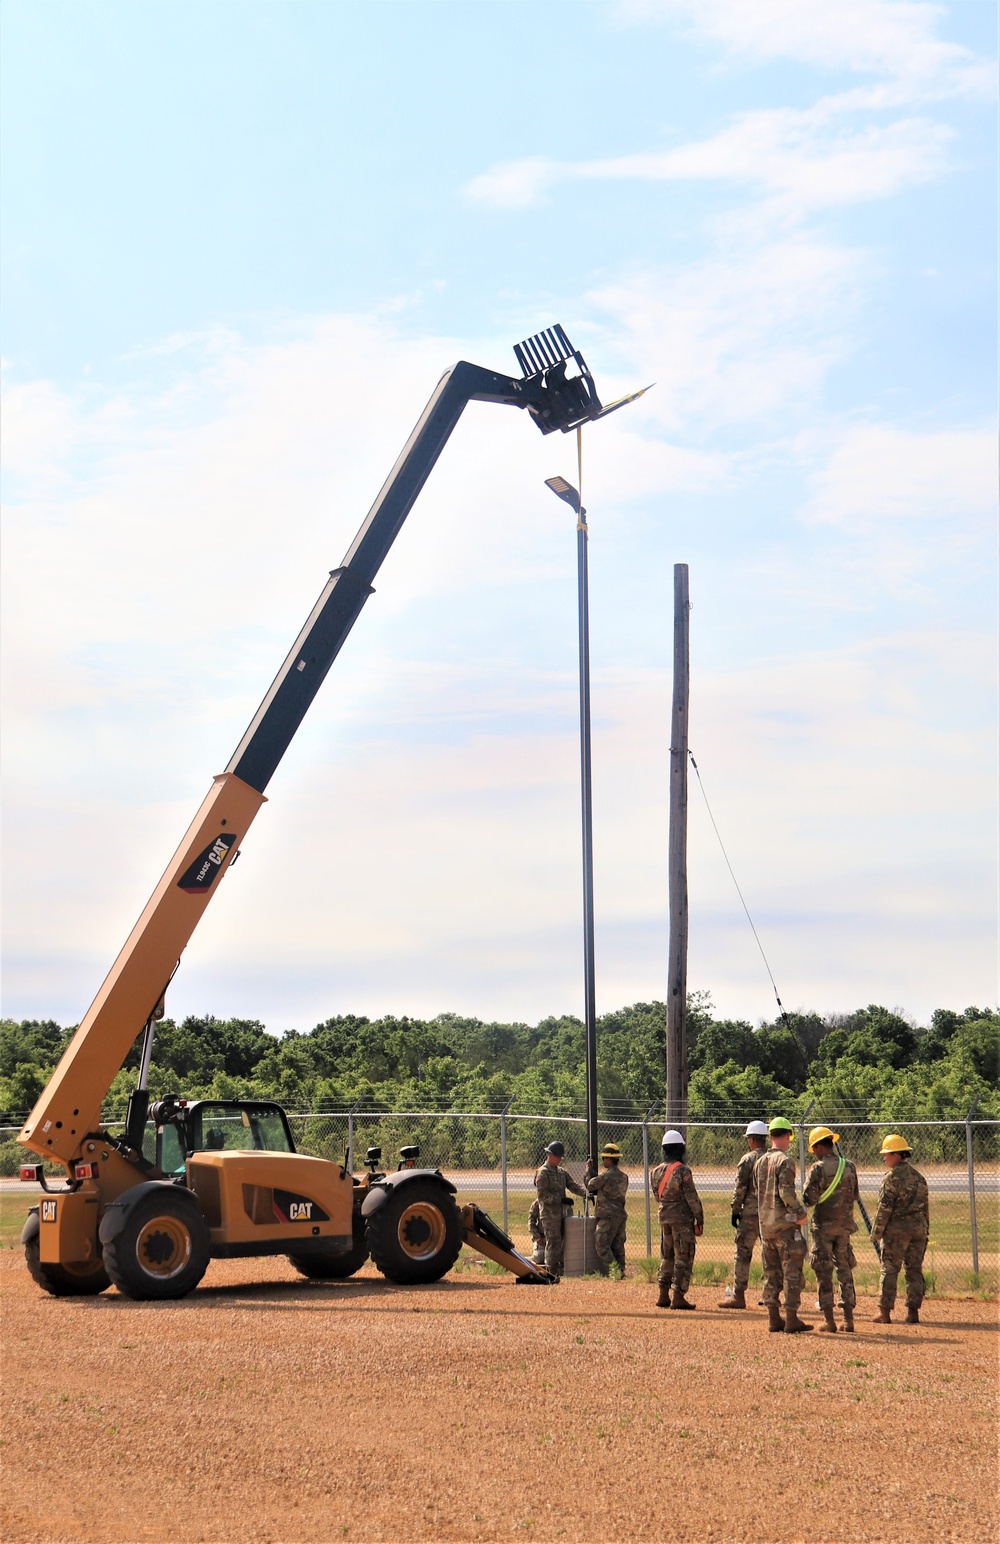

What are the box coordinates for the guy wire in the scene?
[687,749,792,1030]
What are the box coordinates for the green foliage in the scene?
[0,998,995,1125]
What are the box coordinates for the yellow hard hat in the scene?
[807,1126,840,1152]
[600,1143,622,1159]
[881,1133,911,1154]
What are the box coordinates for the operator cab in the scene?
[150,1097,296,1175]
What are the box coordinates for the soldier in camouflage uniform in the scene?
[585,1142,629,1275]
[870,1134,930,1324]
[803,1126,859,1333]
[534,1140,587,1280]
[650,1129,703,1309]
[719,1120,769,1309]
[755,1116,812,1334]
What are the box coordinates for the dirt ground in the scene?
[1,1252,996,1544]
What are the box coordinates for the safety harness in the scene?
[656,1161,682,1200]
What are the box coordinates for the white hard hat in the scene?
[661,1129,685,1146]
[745,1121,769,1138]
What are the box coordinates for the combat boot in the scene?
[784,1312,813,1334]
[905,1306,920,1324]
[719,1288,746,1309]
[817,1307,837,1333]
[656,1281,671,1308]
[873,1306,892,1324]
[842,1306,855,1333]
[767,1305,784,1332]
[670,1290,696,1310]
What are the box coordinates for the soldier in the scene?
[803,1126,859,1333]
[870,1134,930,1324]
[534,1140,587,1280]
[719,1120,769,1309]
[650,1129,703,1310]
[527,1199,545,1265]
[755,1116,811,1334]
[585,1142,629,1276]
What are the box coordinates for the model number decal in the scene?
[177,834,237,894]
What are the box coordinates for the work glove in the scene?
[584,1158,596,1178]
[731,1210,740,1229]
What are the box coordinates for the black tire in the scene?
[367,1178,463,1285]
[103,1189,210,1300]
[25,1229,111,1297]
[289,1215,369,1280]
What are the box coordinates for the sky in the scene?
[1,0,996,1037]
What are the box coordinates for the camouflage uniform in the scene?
[586,1164,628,1274]
[729,1147,765,1294]
[871,1159,930,1312]
[803,1151,859,1311]
[527,1199,544,1261]
[755,1149,808,1314]
[650,1159,703,1294]
[534,1161,587,1277]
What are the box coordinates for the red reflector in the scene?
[74,1162,99,1180]
[19,1165,40,1183]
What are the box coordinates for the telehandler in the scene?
[17,326,640,1300]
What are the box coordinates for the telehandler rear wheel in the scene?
[25,1231,111,1297]
[367,1179,463,1284]
[289,1216,369,1280]
[103,1190,210,1300]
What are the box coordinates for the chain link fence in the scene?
[280,1110,999,1296]
[3,1111,996,1295]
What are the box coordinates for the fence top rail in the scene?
[282,1111,1000,1131]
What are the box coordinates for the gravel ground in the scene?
[2,1252,996,1544]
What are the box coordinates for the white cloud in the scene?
[617,0,994,98]
[465,0,990,217]
[802,424,998,526]
[467,108,951,214]
[582,235,864,433]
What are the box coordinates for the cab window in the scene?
[192,1104,294,1154]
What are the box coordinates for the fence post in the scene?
[347,1096,364,1174]
[642,1100,658,1258]
[500,1098,514,1237]
[797,1101,814,1244]
[966,1100,979,1279]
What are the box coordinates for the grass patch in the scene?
[1,1194,34,1249]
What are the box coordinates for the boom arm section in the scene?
[19,328,620,1170]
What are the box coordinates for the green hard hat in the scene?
[768,1117,794,1135]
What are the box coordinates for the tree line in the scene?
[1,996,995,1128]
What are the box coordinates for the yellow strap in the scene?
[817,1152,846,1206]
[576,424,586,533]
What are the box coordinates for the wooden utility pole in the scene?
[666,563,689,1129]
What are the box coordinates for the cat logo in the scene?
[41,1200,57,1223]
[177,833,237,894]
[288,1202,313,1221]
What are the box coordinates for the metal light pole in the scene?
[545,461,598,1170]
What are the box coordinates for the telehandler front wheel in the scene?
[103,1190,210,1300]
[289,1216,369,1280]
[367,1179,463,1285]
[25,1231,111,1297]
